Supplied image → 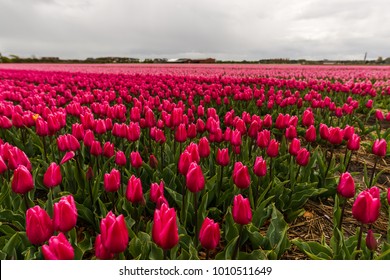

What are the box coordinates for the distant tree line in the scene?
[1,53,390,65]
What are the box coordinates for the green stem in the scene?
[23,193,30,211]
[368,157,378,187]
[324,146,334,179]
[338,199,346,231]
[232,225,243,260]
[387,205,390,243]
[218,166,224,198]
[355,223,364,260]
[42,136,47,162]
[345,151,353,173]
[249,185,255,210]
[194,192,198,248]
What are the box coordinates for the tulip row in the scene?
[0,64,389,260]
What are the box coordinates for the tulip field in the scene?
[0,63,389,260]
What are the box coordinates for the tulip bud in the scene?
[366,230,377,251]
[126,175,145,204]
[187,123,197,139]
[36,118,49,137]
[43,162,62,189]
[178,151,193,175]
[95,119,107,134]
[150,181,164,203]
[90,140,102,156]
[156,196,169,209]
[115,151,127,166]
[53,195,78,232]
[186,143,200,163]
[83,130,95,147]
[365,99,373,109]
[145,108,156,128]
[127,122,141,142]
[248,120,260,139]
[26,206,54,245]
[266,139,279,158]
[232,194,252,225]
[100,212,129,254]
[337,172,355,198]
[186,162,205,193]
[289,138,301,156]
[375,110,384,121]
[305,125,316,143]
[263,114,272,127]
[95,234,114,260]
[12,165,34,194]
[352,187,381,224]
[233,162,250,189]
[199,217,220,250]
[198,137,210,158]
[103,142,115,158]
[174,123,187,143]
[296,148,310,166]
[149,154,158,169]
[347,134,360,151]
[130,107,141,122]
[343,125,355,141]
[253,156,267,177]
[275,114,286,130]
[231,129,242,146]
[216,148,229,166]
[372,139,387,157]
[60,151,75,165]
[319,123,329,140]
[42,232,74,260]
[0,156,7,174]
[104,169,121,192]
[328,127,344,145]
[302,109,314,127]
[152,204,179,250]
[86,166,94,181]
[256,130,270,149]
[285,125,297,140]
[130,151,143,169]
[387,188,390,205]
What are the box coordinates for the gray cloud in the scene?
[0,0,389,60]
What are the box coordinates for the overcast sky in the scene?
[0,0,389,61]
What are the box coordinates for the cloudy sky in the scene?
[0,0,389,61]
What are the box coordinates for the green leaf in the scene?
[292,239,333,260]
[197,192,208,228]
[247,224,266,249]
[165,186,183,210]
[252,197,273,228]
[265,204,290,259]
[76,202,96,229]
[189,243,199,260]
[288,182,324,210]
[0,210,25,230]
[2,232,20,259]
[129,236,143,259]
[238,249,267,260]
[330,227,350,260]
[377,242,390,260]
[224,207,239,243]
[149,242,164,260]
[0,250,7,260]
